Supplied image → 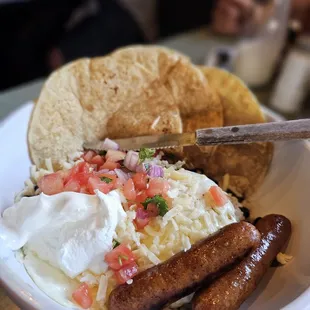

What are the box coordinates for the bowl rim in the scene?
[0,103,309,310]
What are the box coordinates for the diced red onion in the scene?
[136,162,150,173]
[97,169,110,174]
[101,138,119,150]
[114,168,130,184]
[147,164,164,178]
[105,171,116,175]
[136,208,149,220]
[96,169,116,175]
[106,150,126,162]
[124,151,139,171]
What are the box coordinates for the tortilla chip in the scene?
[206,143,273,197]
[28,46,221,168]
[200,67,265,126]
[28,52,184,167]
[112,46,223,128]
[111,46,223,159]
[199,67,273,197]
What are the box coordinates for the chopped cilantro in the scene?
[112,239,120,249]
[100,176,113,183]
[142,195,169,216]
[139,148,155,163]
[98,150,107,156]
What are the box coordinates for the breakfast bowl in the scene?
[1,46,310,310]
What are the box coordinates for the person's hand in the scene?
[211,0,257,35]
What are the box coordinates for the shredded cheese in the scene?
[276,252,293,265]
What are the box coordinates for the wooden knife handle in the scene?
[196,119,310,145]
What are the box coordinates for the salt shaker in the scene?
[270,36,310,116]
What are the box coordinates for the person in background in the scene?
[211,0,275,35]
[212,0,310,35]
[0,0,145,90]
[1,0,309,90]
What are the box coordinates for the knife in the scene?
[83,119,310,151]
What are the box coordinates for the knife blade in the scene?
[83,119,310,151]
[84,132,196,151]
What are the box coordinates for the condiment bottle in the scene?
[233,0,291,88]
[270,35,310,118]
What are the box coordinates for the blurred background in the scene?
[0,0,310,119]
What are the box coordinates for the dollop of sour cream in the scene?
[0,190,126,278]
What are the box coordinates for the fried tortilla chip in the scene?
[28,46,222,168]
[110,46,223,158]
[206,143,274,197]
[198,67,273,197]
[200,67,265,125]
[28,53,183,168]
[112,46,223,130]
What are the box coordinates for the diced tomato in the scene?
[134,217,150,229]
[135,190,148,203]
[63,178,81,192]
[71,172,92,187]
[67,162,92,182]
[127,201,136,209]
[100,161,120,170]
[146,178,170,197]
[83,150,96,163]
[146,203,159,217]
[57,169,71,181]
[87,176,113,194]
[123,179,136,201]
[105,244,135,271]
[80,185,90,194]
[95,173,117,188]
[38,173,64,195]
[114,178,123,189]
[76,162,92,174]
[132,173,148,190]
[114,262,138,284]
[90,155,105,167]
[72,283,93,309]
[209,186,228,207]
[106,150,126,162]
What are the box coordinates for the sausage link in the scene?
[192,214,292,310]
[108,221,260,310]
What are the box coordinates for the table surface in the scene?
[0,28,254,309]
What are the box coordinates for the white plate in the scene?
[0,103,310,310]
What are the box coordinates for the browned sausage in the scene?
[108,221,260,310]
[192,214,292,310]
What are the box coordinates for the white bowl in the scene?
[1,103,310,310]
